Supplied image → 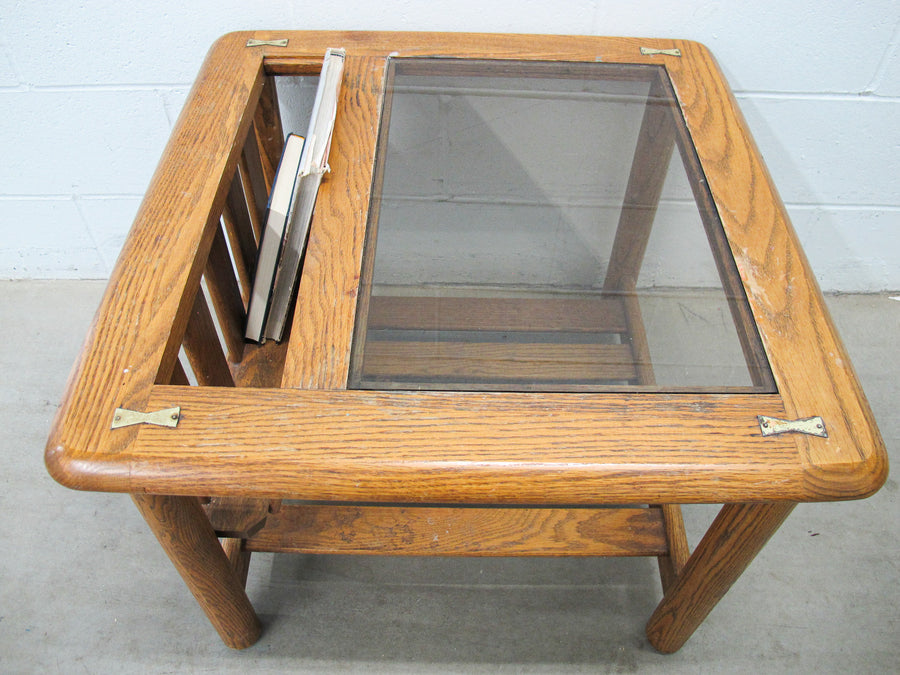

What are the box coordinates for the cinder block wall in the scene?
[1,2,897,291]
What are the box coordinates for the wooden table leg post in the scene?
[131,494,262,649]
[646,501,795,653]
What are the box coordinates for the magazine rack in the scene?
[46,32,887,653]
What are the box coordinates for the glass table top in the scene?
[349,58,774,393]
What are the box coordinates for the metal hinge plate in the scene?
[111,407,181,430]
[758,415,827,438]
[640,47,682,57]
[246,39,289,48]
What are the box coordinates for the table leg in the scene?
[131,493,262,649]
[645,501,795,653]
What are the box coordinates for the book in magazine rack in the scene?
[47,32,887,653]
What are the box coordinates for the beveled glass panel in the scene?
[349,59,774,392]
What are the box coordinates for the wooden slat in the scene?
[222,170,258,296]
[183,290,236,387]
[170,358,190,386]
[204,224,246,363]
[246,504,667,557]
[253,75,285,191]
[361,340,637,383]
[220,216,251,308]
[366,296,628,333]
[238,126,268,242]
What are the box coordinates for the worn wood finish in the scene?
[182,290,235,388]
[203,224,245,363]
[131,493,261,649]
[246,504,668,557]
[654,72,775,391]
[280,55,385,389]
[361,341,638,384]
[646,501,796,653]
[661,41,886,496]
[58,385,817,505]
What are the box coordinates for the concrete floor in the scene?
[2,280,897,673]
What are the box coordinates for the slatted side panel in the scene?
[178,75,286,390]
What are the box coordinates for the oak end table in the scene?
[46,31,887,653]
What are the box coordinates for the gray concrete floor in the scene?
[2,280,898,673]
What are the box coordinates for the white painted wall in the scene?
[1,2,897,291]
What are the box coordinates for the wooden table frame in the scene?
[46,32,887,654]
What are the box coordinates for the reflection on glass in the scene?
[349,59,774,392]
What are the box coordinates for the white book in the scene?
[244,133,305,343]
[264,47,346,342]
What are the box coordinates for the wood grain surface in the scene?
[279,55,386,389]
[646,501,796,652]
[52,385,817,504]
[659,40,887,496]
[246,504,668,557]
[131,494,261,649]
[46,33,264,463]
[182,290,235,388]
[203,496,270,539]
[203,224,246,363]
